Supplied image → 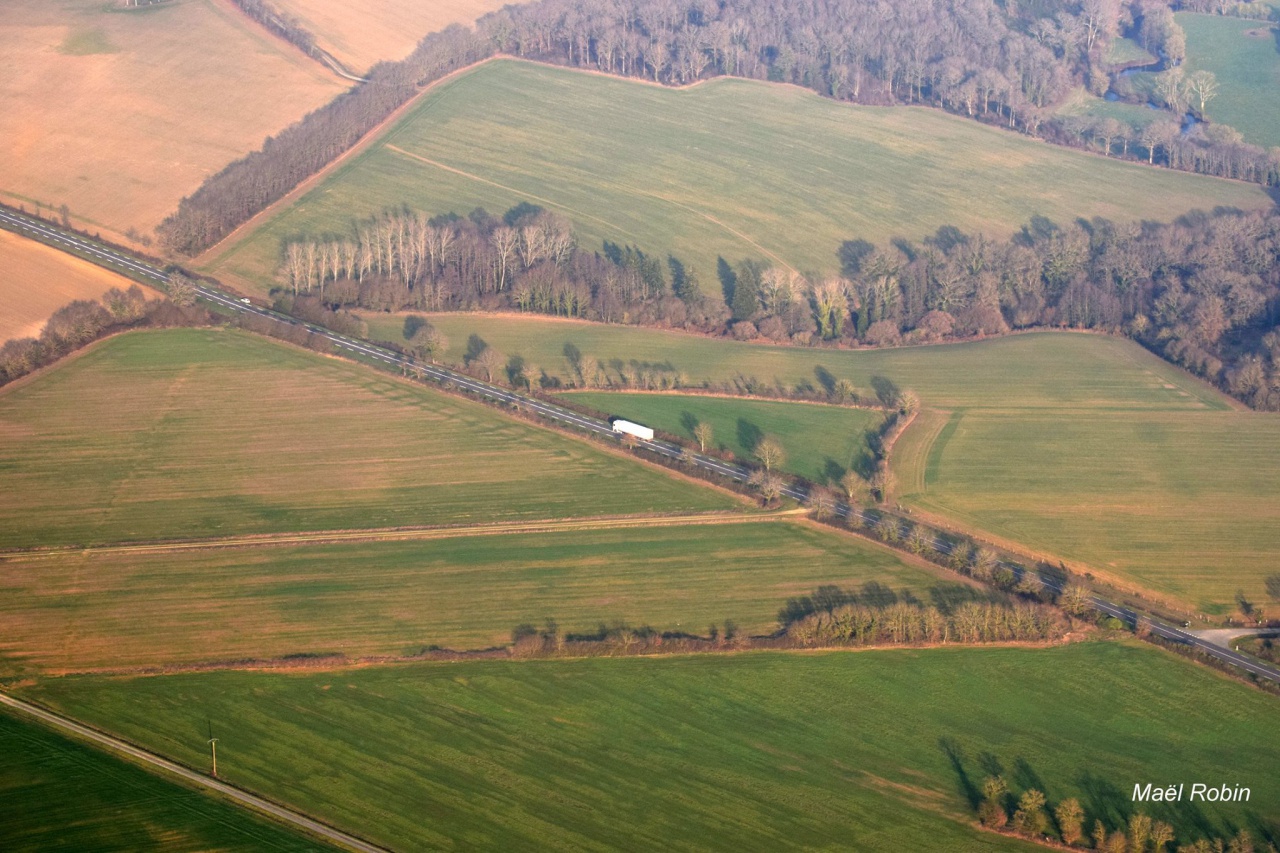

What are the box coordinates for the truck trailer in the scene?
[610,418,654,441]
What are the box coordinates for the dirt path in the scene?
[1187,628,1280,650]
[0,693,385,852]
[0,509,801,561]
[386,144,642,238]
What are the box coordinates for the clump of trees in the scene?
[974,780,1262,852]
[783,593,1066,646]
[0,287,210,387]
[276,206,729,329]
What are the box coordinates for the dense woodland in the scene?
[279,203,1280,409]
[158,0,1280,256]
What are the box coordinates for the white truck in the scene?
[610,418,654,441]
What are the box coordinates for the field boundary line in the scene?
[0,510,801,560]
[0,693,388,853]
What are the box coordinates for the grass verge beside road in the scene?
[0,708,324,851]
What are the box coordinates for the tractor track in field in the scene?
[0,509,802,561]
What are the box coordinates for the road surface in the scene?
[4,205,1278,691]
[0,692,388,852]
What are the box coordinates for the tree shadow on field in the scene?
[1077,769,1131,830]
[978,751,1004,780]
[814,365,837,396]
[938,737,983,810]
[859,581,898,608]
[736,418,763,452]
[821,457,845,484]
[870,375,900,408]
[717,256,736,305]
[680,411,699,437]
[402,315,427,340]
[505,354,525,386]
[464,333,488,365]
[927,583,992,615]
[1012,757,1048,799]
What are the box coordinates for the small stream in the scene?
[1107,48,1200,135]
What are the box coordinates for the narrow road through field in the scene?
[0,692,387,853]
[4,204,1279,692]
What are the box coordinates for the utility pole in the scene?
[207,720,219,778]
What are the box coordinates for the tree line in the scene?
[155,24,493,255]
[0,287,210,387]
[160,0,1279,258]
[784,598,1066,645]
[282,203,1280,411]
[972,774,1266,851]
[228,0,317,58]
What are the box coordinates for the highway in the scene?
[5,204,1279,691]
[0,692,388,853]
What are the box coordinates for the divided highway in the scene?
[4,205,1278,690]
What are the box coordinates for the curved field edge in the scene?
[559,390,885,483]
[201,58,1272,296]
[17,642,1279,851]
[372,315,1236,411]
[0,327,736,549]
[0,708,326,851]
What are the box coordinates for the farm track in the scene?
[0,509,800,561]
[3,204,1278,691]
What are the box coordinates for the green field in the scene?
[895,408,1280,613]
[564,391,884,483]
[1104,37,1158,68]
[369,315,1280,612]
[0,518,963,672]
[1179,13,1280,149]
[374,316,1230,411]
[0,329,734,549]
[19,643,1279,850]
[1055,87,1164,133]
[0,709,324,851]
[203,59,1270,296]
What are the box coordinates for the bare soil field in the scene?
[272,0,509,74]
[0,229,159,343]
[0,0,342,245]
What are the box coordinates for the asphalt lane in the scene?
[3,207,1278,685]
[0,692,387,852]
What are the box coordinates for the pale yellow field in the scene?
[273,0,510,73]
[0,230,159,343]
[0,0,342,245]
